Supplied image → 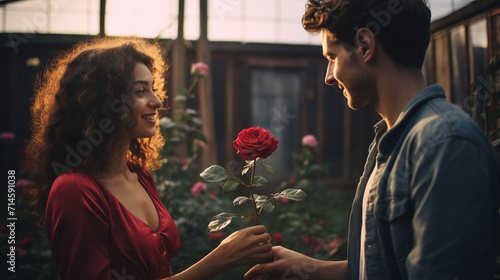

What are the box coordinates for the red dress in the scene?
[45,168,180,280]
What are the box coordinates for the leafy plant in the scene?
[200,159,307,233]
[469,55,500,150]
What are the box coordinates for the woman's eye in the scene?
[136,89,146,95]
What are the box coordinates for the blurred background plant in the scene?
[260,134,351,262]
[469,55,500,150]
[468,55,500,279]
[0,132,58,280]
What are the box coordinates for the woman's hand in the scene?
[164,226,273,280]
[214,225,273,270]
[244,246,347,280]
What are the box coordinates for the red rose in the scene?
[19,236,35,247]
[232,127,279,160]
[303,237,310,246]
[329,238,342,249]
[273,232,285,245]
[209,232,223,240]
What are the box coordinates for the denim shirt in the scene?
[347,85,500,280]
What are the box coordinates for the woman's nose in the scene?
[149,93,162,108]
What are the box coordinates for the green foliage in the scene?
[469,55,500,150]
[469,56,500,279]
[0,177,59,279]
[292,143,327,180]
[200,165,227,182]
[200,158,307,234]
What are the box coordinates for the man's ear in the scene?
[355,28,376,62]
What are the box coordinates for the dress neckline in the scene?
[87,170,161,233]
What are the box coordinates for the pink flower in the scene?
[209,232,223,240]
[0,226,9,234]
[190,182,207,197]
[302,134,318,147]
[274,232,285,245]
[489,82,500,94]
[279,197,291,203]
[15,248,26,257]
[191,62,209,77]
[0,131,15,141]
[195,139,207,150]
[208,190,217,199]
[19,236,35,247]
[16,179,31,189]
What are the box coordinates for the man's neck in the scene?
[373,66,427,130]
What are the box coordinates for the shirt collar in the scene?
[374,84,446,155]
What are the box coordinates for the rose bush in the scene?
[232,127,279,160]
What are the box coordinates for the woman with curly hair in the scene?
[24,37,272,280]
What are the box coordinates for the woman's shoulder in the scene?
[51,171,104,199]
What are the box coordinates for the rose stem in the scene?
[248,159,259,225]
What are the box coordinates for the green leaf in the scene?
[252,175,267,187]
[492,138,500,151]
[228,175,245,185]
[176,124,190,132]
[185,108,199,116]
[196,132,208,143]
[233,196,249,206]
[242,166,251,175]
[262,164,275,174]
[223,181,239,194]
[279,189,307,201]
[159,117,175,129]
[255,195,268,203]
[200,165,227,182]
[174,87,188,96]
[192,117,202,126]
[207,213,238,233]
[175,95,187,102]
[169,136,183,143]
[261,201,275,213]
[255,195,271,214]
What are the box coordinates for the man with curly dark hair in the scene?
[245,0,500,279]
[25,37,273,280]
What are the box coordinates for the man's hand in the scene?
[244,246,318,280]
